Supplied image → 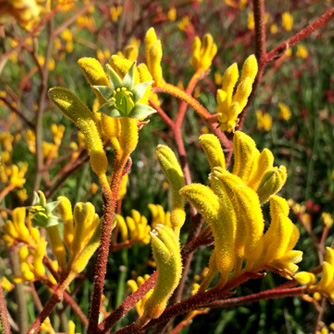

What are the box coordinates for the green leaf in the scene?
[132,81,153,103]
[97,103,124,118]
[106,64,122,89]
[122,62,136,90]
[93,86,114,101]
[128,103,157,119]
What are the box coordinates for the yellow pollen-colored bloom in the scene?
[278,102,291,120]
[282,12,293,31]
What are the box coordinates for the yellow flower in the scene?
[117,173,128,200]
[76,15,95,31]
[191,34,217,73]
[296,44,308,59]
[89,182,99,194]
[1,277,14,292]
[17,188,28,201]
[139,225,182,324]
[127,275,153,316]
[0,0,50,29]
[110,5,122,22]
[278,102,291,120]
[178,16,194,34]
[14,237,48,283]
[282,12,293,31]
[216,56,258,132]
[0,132,14,152]
[148,204,171,229]
[116,210,151,245]
[322,213,333,229]
[247,12,255,30]
[168,7,177,21]
[256,110,272,131]
[296,247,334,303]
[179,131,299,290]
[270,23,278,34]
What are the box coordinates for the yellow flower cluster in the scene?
[148,204,171,229]
[110,5,122,22]
[190,34,217,73]
[295,247,334,303]
[2,207,39,247]
[282,12,293,31]
[256,110,272,131]
[127,275,152,316]
[1,207,57,284]
[0,162,28,201]
[0,0,50,29]
[181,132,301,290]
[216,55,258,132]
[278,102,291,120]
[61,29,74,53]
[56,197,102,274]
[116,210,151,245]
[25,124,65,159]
[145,28,164,87]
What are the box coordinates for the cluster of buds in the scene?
[148,204,171,229]
[180,131,301,290]
[295,247,334,303]
[216,55,258,132]
[116,210,151,245]
[190,34,217,73]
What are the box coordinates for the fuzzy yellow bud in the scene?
[57,196,74,253]
[232,77,253,111]
[190,34,217,72]
[156,145,185,235]
[33,237,47,278]
[77,57,110,106]
[180,184,236,286]
[257,165,287,204]
[294,272,316,286]
[232,131,259,182]
[49,87,108,178]
[199,134,225,171]
[71,202,98,259]
[325,247,334,267]
[141,224,182,322]
[316,262,334,292]
[119,118,138,158]
[124,45,139,62]
[45,225,66,270]
[247,148,274,190]
[240,55,258,83]
[145,28,164,87]
[71,219,102,274]
[233,185,264,264]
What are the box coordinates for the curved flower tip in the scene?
[94,62,156,119]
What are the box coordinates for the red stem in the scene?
[202,286,307,309]
[238,6,334,130]
[86,163,126,334]
[266,7,334,63]
[98,271,158,333]
[0,279,11,334]
[26,285,64,334]
[63,291,89,327]
[149,98,175,129]
[175,72,201,127]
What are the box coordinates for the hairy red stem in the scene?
[87,161,127,334]
[98,271,158,333]
[0,279,11,334]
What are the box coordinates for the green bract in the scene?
[29,191,63,228]
[93,62,156,119]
